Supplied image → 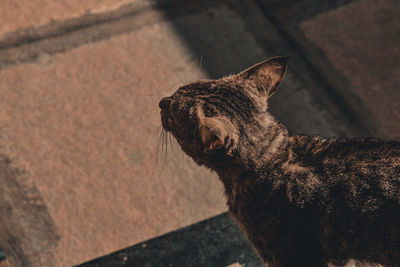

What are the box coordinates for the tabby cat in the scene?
[158,57,400,267]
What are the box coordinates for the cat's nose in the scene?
[159,97,172,109]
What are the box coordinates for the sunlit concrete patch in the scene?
[0,0,138,40]
[0,12,226,265]
[300,0,400,140]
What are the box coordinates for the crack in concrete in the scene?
[0,154,60,267]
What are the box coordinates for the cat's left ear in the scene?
[239,56,288,97]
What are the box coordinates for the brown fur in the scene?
[159,57,400,267]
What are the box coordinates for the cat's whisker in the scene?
[199,55,203,70]
[168,132,177,159]
[162,129,168,169]
[180,148,184,169]
[155,128,167,179]
[156,127,163,166]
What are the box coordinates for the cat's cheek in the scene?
[167,117,173,127]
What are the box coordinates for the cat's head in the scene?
[159,57,287,166]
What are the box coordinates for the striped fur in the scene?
[159,57,400,267]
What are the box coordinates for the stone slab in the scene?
[300,0,400,139]
[0,11,227,266]
[76,211,359,267]
[0,0,135,40]
[78,213,264,267]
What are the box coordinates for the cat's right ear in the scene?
[239,57,287,97]
[197,107,238,155]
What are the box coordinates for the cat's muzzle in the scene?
[159,97,173,131]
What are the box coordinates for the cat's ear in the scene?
[197,108,238,155]
[199,122,225,153]
[239,56,287,97]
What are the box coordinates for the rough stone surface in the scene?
[301,0,400,139]
[0,155,59,267]
[0,0,134,39]
[78,213,264,267]
[0,16,227,266]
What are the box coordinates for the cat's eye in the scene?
[171,102,179,113]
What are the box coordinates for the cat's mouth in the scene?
[159,97,173,132]
[160,110,173,131]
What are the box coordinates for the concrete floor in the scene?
[0,0,398,266]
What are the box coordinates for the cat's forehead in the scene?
[176,78,245,95]
[178,80,216,92]
[173,78,258,117]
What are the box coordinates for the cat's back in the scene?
[291,135,400,174]
[281,135,400,209]
[287,137,400,264]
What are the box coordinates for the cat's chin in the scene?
[176,143,211,167]
[160,111,173,131]
[191,157,207,166]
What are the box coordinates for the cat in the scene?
[158,57,400,267]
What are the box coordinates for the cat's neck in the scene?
[213,113,290,185]
[208,114,290,209]
[238,113,290,168]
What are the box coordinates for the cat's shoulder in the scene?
[290,134,400,161]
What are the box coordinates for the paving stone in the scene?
[300,0,400,139]
[77,213,264,267]
[0,0,135,40]
[0,13,228,266]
